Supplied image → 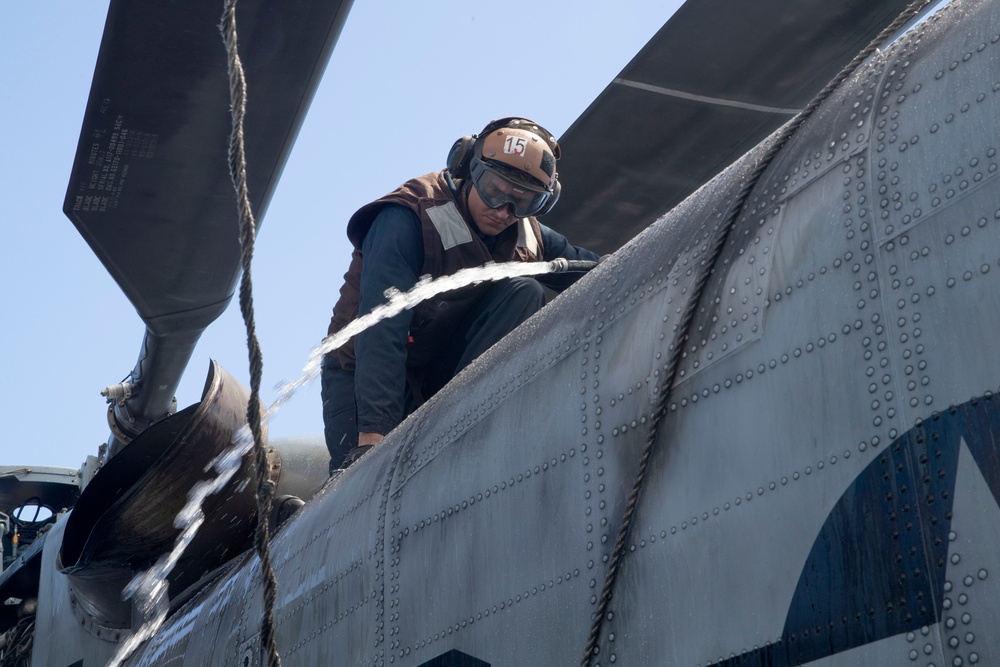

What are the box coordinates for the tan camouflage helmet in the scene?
[477,119,560,192]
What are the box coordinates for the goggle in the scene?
[470,157,551,218]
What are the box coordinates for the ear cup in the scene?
[536,179,561,216]
[446,135,477,179]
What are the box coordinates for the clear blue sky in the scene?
[0,0,681,470]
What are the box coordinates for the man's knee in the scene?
[499,276,546,313]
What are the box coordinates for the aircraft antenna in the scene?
[580,0,936,663]
[220,2,283,666]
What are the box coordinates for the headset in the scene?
[446,117,562,216]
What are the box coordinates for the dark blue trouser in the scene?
[321,277,546,472]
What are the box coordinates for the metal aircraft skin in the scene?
[4,0,1000,665]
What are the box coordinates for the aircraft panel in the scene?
[548,165,860,662]
[625,368,869,663]
[361,179,723,665]
[877,182,1000,426]
[168,559,263,667]
[125,454,391,666]
[607,479,819,664]
[657,151,885,493]
[0,466,80,516]
[133,583,225,667]
[582,1,1000,663]
[32,520,120,667]
[796,438,1000,666]
[803,630,945,666]
[936,440,1000,667]
[261,455,390,666]
[386,336,615,664]
[604,322,880,660]
[681,156,878,382]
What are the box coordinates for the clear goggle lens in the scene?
[470,159,550,217]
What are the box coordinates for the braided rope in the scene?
[580,2,933,663]
[219,2,282,666]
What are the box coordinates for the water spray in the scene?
[109,257,601,664]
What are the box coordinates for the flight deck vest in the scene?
[328,171,545,370]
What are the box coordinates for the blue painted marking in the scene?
[712,394,1000,666]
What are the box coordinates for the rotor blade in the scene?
[544,0,918,254]
[62,0,353,426]
[64,0,352,330]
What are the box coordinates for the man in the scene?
[322,117,598,473]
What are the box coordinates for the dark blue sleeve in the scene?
[353,205,424,435]
[539,223,601,262]
[537,223,601,291]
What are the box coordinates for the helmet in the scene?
[477,121,559,190]
[447,117,562,217]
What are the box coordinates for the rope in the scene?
[580,1,933,663]
[219,3,282,666]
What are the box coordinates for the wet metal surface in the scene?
[45,0,1000,664]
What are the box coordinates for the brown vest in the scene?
[328,171,545,369]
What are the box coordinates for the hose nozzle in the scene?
[550,258,599,273]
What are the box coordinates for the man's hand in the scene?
[359,432,384,446]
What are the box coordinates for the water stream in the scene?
[106,258,575,665]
